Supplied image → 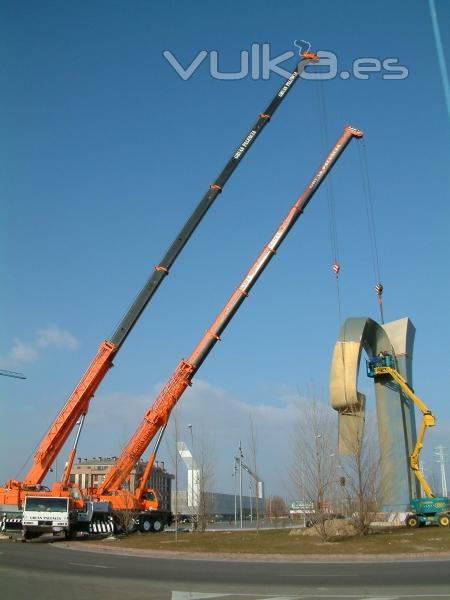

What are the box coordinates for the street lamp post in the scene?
[239,441,243,529]
[188,424,196,531]
[232,461,237,526]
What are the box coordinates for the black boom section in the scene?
[111,54,316,347]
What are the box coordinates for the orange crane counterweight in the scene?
[98,125,363,497]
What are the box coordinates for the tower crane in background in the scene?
[0,370,26,380]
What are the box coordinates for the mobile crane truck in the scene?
[367,354,450,527]
[12,125,363,538]
[85,125,363,535]
[1,51,318,537]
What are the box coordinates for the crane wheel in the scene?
[405,515,420,528]
[64,530,76,540]
[437,513,450,527]
[138,517,152,533]
[152,519,164,533]
[23,531,40,541]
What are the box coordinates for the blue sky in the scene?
[1,0,449,497]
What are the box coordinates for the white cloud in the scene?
[0,326,79,368]
[84,378,314,495]
[177,379,305,439]
[36,326,79,351]
[0,338,39,368]
[8,339,39,364]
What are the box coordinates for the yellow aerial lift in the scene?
[367,354,450,527]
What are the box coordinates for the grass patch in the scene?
[88,526,450,556]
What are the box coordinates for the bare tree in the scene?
[195,429,215,532]
[166,410,181,542]
[266,495,288,517]
[111,445,140,535]
[291,398,338,541]
[339,414,381,535]
[113,487,139,535]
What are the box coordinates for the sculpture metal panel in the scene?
[330,317,419,511]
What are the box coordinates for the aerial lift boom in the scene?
[367,354,450,527]
[8,52,318,490]
[367,355,436,497]
[97,125,363,498]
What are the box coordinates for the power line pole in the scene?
[419,460,427,498]
[434,446,448,497]
[232,460,237,526]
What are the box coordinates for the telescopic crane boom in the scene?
[8,52,318,490]
[97,125,363,497]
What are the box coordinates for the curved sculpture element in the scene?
[330,317,393,454]
[330,317,419,511]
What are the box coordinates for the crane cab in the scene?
[141,488,159,511]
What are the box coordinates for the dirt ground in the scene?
[290,518,357,538]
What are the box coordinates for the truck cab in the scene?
[22,494,94,539]
[141,488,159,511]
[22,496,72,539]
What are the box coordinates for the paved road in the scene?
[1,538,450,600]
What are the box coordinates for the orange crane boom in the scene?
[98,125,363,496]
[13,52,318,489]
